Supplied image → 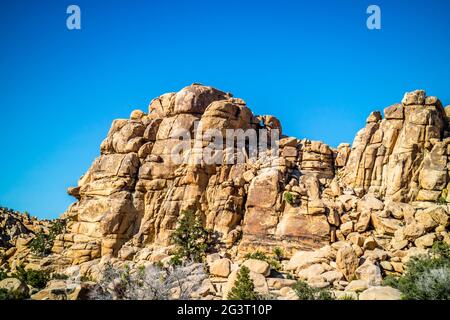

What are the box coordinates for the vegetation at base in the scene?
[338,294,356,300]
[12,265,50,289]
[228,266,260,300]
[383,241,450,300]
[292,280,335,300]
[28,219,67,256]
[90,261,205,300]
[0,288,27,300]
[171,210,209,263]
[244,249,283,271]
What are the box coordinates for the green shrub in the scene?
[51,273,68,280]
[244,251,269,261]
[244,250,281,271]
[286,273,295,280]
[338,294,356,300]
[28,219,67,256]
[80,275,95,282]
[228,266,259,300]
[28,232,53,256]
[283,192,297,205]
[436,189,448,205]
[0,269,7,281]
[273,247,284,261]
[0,288,27,300]
[292,280,335,300]
[171,210,208,263]
[13,265,50,289]
[169,254,183,267]
[385,241,450,300]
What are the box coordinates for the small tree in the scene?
[28,219,67,256]
[292,280,335,300]
[228,266,259,300]
[12,265,50,289]
[171,210,208,263]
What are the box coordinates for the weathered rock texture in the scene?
[49,86,450,265]
[1,85,450,300]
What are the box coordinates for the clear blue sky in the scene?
[1,0,450,219]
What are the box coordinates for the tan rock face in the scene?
[209,258,231,278]
[242,259,270,276]
[359,286,402,300]
[341,90,448,203]
[52,86,449,268]
[336,245,359,281]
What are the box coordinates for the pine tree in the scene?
[171,210,208,263]
[227,266,259,300]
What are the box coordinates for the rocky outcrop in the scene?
[50,85,450,265]
[1,85,450,300]
[342,90,448,202]
[0,207,52,268]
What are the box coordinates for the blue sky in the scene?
[1,0,450,219]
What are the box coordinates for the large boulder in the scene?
[242,259,270,277]
[359,286,402,300]
[209,258,232,278]
[336,245,359,281]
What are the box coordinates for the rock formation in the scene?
[1,85,450,300]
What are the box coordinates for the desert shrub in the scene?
[51,273,69,280]
[90,262,206,300]
[0,269,7,281]
[245,251,269,261]
[338,294,356,300]
[0,288,27,300]
[244,250,281,271]
[80,275,94,282]
[286,273,296,280]
[436,189,448,205]
[292,280,335,300]
[171,210,208,263]
[283,192,297,205]
[28,232,53,256]
[28,219,67,256]
[384,241,450,300]
[273,247,284,261]
[12,265,50,289]
[169,255,183,267]
[436,196,447,205]
[227,266,259,300]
